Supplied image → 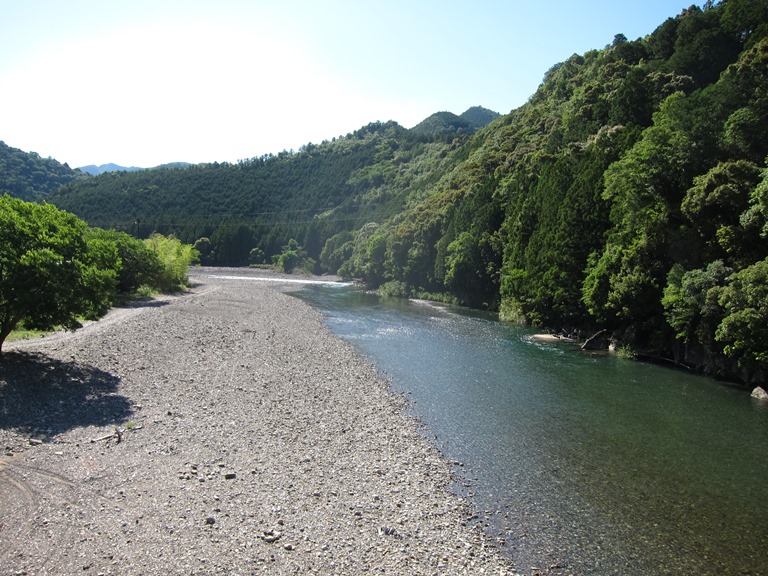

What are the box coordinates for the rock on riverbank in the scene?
[0,270,516,575]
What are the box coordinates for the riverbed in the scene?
[0,270,515,575]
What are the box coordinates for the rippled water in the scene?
[293,285,768,575]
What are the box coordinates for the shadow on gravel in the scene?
[0,351,133,439]
[118,298,170,309]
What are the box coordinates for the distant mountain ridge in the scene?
[77,162,192,175]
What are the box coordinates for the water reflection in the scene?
[293,285,768,575]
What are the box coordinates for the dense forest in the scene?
[5,0,768,385]
[0,141,86,201]
[48,119,472,266]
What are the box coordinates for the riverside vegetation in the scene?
[3,1,768,384]
[0,194,198,353]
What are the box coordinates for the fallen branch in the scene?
[90,425,143,443]
[91,431,118,443]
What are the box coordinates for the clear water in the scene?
[293,285,768,575]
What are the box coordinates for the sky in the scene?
[0,1,702,168]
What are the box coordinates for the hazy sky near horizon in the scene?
[1,1,700,168]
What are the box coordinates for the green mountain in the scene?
[459,106,500,129]
[49,121,458,266]
[410,111,476,137]
[410,106,499,137]
[9,2,768,384]
[0,141,86,201]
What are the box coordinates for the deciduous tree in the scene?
[0,195,118,353]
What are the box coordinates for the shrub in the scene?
[143,233,199,292]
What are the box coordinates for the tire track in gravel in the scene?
[0,454,80,571]
[0,451,134,574]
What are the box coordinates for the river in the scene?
[291,284,768,576]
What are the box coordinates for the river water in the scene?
[291,284,768,576]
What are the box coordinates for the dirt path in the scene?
[0,270,516,575]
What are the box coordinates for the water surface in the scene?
[293,285,768,575]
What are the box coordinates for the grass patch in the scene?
[134,285,158,298]
[7,326,56,342]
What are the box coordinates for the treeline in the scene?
[340,1,768,383]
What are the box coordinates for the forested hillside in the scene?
[20,0,768,384]
[340,1,768,383]
[0,141,85,201]
[50,120,464,266]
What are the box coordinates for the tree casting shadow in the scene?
[0,351,133,439]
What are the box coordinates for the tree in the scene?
[319,231,354,274]
[274,239,314,274]
[86,228,163,294]
[662,260,730,346]
[681,160,761,262]
[715,258,768,379]
[193,237,214,265]
[722,0,768,42]
[249,246,265,265]
[582,114,691,331]
[0,195,118,353]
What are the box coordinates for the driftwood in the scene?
[581,329,611,351]
[90,425,143,443]
[91,431,118,443]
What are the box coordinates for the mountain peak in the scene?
[459,106,500,129]
[410,106,500,137]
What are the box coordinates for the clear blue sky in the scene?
[0,1,701,168]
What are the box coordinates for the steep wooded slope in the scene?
[342,2,768,383]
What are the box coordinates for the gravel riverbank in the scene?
[0,269,517,575]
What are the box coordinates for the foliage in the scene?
[274,239,315,274]
[0,195,118,352]
[715,258,768,378]
[143,233,198,292]
[662,260,730,345]
[410,112,475,138]
[320,231,354,274]
[86,228,163,294]
[48,120,460,270]
[378,280,412,299]
[459,106,501,129]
